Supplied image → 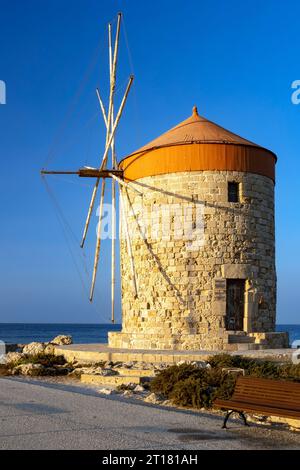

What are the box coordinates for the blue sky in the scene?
[0,0,299,324]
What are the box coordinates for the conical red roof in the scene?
[134,106,260,154]
[120,106,276,182]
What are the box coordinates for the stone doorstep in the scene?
[228,335,256,344]
[80,373,151,386]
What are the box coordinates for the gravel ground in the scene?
[0,376,299,450]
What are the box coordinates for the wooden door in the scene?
[226,279,245,331]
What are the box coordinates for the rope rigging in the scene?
[41,175,112,321]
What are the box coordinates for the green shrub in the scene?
[150,355,300,410]
[208,354,257,371]
[170,368,237,409]
[207,354,236,368]
[170,377,210,408]
[246,360,280,379]
[13,354,66,367]
[208,354,287,379]
[279,363,300,382]
[151,364,237,409]
[213,372,237,401]
[150,364,207,398]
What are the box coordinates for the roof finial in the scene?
[192,105,199,117]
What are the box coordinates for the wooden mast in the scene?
[96,88,108,127]
[109,21,116,324]
[89,18,135,303]
[87,14,121,301]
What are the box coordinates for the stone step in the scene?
[226,331,247,336]
[117,368,156,377]
[80,373,151,386]
[228,335,256,344]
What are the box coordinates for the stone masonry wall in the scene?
[108,170,277,350]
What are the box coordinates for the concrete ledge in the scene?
[53,343,295,364]
[118,368,156,377]
[81,373,145,386]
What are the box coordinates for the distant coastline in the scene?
[0,323,299,346]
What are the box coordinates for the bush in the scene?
[207,354,298,380]
[150,355,300,410]
[207,354,236,369]
[170,377,210,408]
[150,364,207,398]
[279,363,300,382]
[245,360,280,379]
[171,368,237,409]
[13,354,66,368]
[207,354,257,371]
[151,364,237,409]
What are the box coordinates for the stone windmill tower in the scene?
[109,106,288,351]
[41,14,288,351]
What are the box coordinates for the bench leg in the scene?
[239,412,249,427]
[222,410,249,429]
[222,410,234,429]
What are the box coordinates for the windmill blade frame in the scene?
[40,12,138,324]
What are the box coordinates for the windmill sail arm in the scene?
[79,168,123,178]
[96,88,108,127]
[41,170,79,175]
[41,168,123,178]
[99,75,134,170]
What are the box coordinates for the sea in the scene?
[0,323,299,346]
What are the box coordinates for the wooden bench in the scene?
[214,376,300,429]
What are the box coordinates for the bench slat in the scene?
[214,398,300,419]
[233,391,300,407]
[214,376,300,420]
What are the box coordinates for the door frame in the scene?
[225,278,246,331]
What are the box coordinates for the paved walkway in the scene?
[0,377,300,450]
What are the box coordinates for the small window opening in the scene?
[228,182,239,202]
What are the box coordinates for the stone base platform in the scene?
[108,331,289,352]
[53,343,295,365]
